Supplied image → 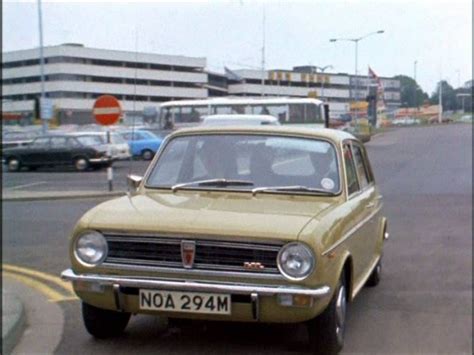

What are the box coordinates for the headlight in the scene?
[277,242,315,280]
[74,231,108,266]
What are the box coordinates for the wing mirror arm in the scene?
[127,174,143,193]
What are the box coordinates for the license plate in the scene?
[139,290,231,315]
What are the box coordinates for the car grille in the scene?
[103,233,282,275]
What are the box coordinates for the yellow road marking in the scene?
[3,271,77,303]
[3,264,75,295]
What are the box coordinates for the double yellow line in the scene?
[3,264,78,303]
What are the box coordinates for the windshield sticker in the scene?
[321,178,335,190]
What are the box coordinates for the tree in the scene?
[430,80,458,111]
[394,75,428,108]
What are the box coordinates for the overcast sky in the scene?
[3,0,472,94]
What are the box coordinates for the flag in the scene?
[368,66,386,111]
[224,67,243,81]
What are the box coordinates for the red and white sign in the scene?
[93,95,122,126]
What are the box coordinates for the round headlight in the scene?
[74,231,108,266]
[277,242,315,280]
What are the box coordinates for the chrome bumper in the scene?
[89,157,111,163]
[61,269,330,297]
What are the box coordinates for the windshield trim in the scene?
[143,132,343,196]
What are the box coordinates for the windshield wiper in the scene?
[171,179,254,192]
[251,185,336,196]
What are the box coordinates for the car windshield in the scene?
[146,134,340,193]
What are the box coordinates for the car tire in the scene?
[307,276,347,355]
[74,157,89,172]
[82,302,131,338]
[365,259,382,287]
[7,158,21,172]
[141,149,154,161]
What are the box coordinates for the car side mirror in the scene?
[127,174,143,192]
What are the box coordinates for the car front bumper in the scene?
[61,268,331,322]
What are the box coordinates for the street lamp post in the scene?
[330,30,384,120]
[414,60,418,112]
[312,65,333,99]
[37,0,47,134]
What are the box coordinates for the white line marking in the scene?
[93,107,121,115]
[7,182,47,190]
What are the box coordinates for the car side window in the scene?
[352,143,370,189]
[50,137,68,148]
[31,137,50,148]
[343,143,359,195]
[67,137,81,148]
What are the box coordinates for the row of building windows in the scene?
[3,74,203,88]
[243,78,400,91]
[2,56,203,73]
[2,92,198,103]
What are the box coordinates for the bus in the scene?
[158,97,328,130]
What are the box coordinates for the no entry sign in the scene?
[93,95,122,126]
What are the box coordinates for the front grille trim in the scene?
[103,233,284,276]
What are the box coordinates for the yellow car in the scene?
[62,126,388,354]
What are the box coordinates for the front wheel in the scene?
[74,157,89,172]
[307,276,347,355]
[82,302,131,338]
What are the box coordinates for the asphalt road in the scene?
[2,159,151,192]
[2,124,472,354]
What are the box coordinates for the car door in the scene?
[49,137,71,165]
[340,141,374,288]
[351,141,381,271]
[23,137,51,165]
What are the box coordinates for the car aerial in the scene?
[69,131,131,161]
[201,114,280,126]
[3,134,112,172]
[61,126,388,354]
[116,130,163,160]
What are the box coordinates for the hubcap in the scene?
[143,151,152,160]
[76,159,87,170]
[9,160,19,170]
[335,285,346,344]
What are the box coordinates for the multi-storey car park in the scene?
[2,43,401,125]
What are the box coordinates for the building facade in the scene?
[2,45,401,124]
[2,44,207,124]
[226,66,401,119]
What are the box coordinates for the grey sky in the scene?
[3,0,472,94]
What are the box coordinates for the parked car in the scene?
[61,126,388,354]
[68,132,131,161]
[201,114,280,126]
[116,130,163,160]
[3,135,111,172]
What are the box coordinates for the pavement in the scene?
[2,285,26,355]
[2,188,124,352]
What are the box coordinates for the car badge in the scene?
[243,262,265,270]
[181,240,196,269]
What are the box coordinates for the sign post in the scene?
[93,95,122,192]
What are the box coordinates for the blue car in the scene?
[118,130,163,160]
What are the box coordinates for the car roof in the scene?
[169,126,357,144]
[203,114,278,121]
